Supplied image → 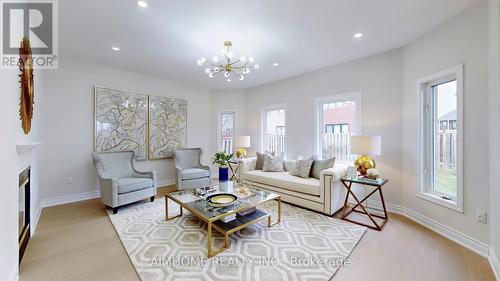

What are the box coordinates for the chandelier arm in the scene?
[232,62,250,69]
[229,60,241,66]
[206,63,223,68]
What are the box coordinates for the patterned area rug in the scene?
[107,197,366,281]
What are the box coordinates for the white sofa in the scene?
[238,158,348,216]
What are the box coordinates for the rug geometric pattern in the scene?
[107,197,366,281]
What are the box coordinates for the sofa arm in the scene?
[238,157,257,179]
[320,165,348,182]
[321,164,349,215]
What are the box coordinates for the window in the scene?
[315,93,361,161]
[325,123,349,134]
[449,120,457,130]
[217,110,235,153]
[262,106,286,154]
[418,65,463,212]
[440,120,448,130]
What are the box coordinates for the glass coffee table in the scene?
[165,181,281,257]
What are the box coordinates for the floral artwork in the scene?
[148,96,187,159]
[94,87,148,160]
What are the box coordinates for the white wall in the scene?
[402,1,490,243]
[244,49,404,206]
[0,69,21,280]
[39,58,210,200]
[488,0,500,267]
[16,68,44,235]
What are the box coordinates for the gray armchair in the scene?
[174,148,211,190]
[91,151,157,214]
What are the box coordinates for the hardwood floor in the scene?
[20,186,495,281]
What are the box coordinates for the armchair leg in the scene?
[150,196,155,202]
[112,207,118,214]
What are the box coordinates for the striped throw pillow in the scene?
[289,156,314,178]
[262,152,285,172]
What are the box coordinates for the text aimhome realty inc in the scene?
[149,256,351,268]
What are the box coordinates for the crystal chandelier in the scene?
[197,41,259,82]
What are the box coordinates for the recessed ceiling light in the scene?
[137,0,148,8]
[273,62,279,66]
[354,33,363,39]
[112,46,120,51]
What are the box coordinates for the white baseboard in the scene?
[31,202,42,235]
[41,190,101,208]
[41,178,176,208]
[158,178,175,187]
[366,199,405,215]
[403,207,489,257]
[368,201,490,258]
[490,247,500,281]
[8,265,18,281]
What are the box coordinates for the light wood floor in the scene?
[20,186,495,281]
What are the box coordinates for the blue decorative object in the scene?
[219,167,229,181]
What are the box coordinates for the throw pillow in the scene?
[310,157,335,179]
[262,152,285,172]
[256,151,274,170]
[289,156,314,178]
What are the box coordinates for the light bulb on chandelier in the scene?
[197,41,258,81]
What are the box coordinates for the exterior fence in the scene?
[438,131,457,173]
[265,133,353,161]
[265,134,286,155]
[221,137,233,154]
[323,133,352,161]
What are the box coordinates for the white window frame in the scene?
[217,109,237,153]
[416,64,464,213]
[260,104,287,155]
[314,92,362,161]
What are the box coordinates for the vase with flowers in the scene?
[212,150,233,181]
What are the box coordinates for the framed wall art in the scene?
[94,86,148,160]
[148,96,187,159]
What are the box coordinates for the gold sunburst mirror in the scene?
[19,36,34,134]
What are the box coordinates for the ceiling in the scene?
[59,0,479,90]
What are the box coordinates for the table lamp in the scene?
[350,136,381,175]
[235,136,251,159]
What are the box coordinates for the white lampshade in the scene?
[350,136,381,156]
[235,136,251,148]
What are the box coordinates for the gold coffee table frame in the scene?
[165,193,281,257]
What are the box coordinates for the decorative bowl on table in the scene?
[206,193,238,207]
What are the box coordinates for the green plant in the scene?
[212,150,233,166]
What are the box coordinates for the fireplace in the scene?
[19,166,30,263]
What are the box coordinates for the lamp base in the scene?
[236,148,247,159]
[354,155,376,175]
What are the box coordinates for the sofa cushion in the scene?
[290,156,314,178]
[118,178,153,194]
[181,168,209,180]
[311,157,335,179]
[244,170,320,196]
[283,159,297,172]
[255,152,265,170]
[263,153,285,172]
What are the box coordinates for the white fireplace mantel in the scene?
[16,141,43,155]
